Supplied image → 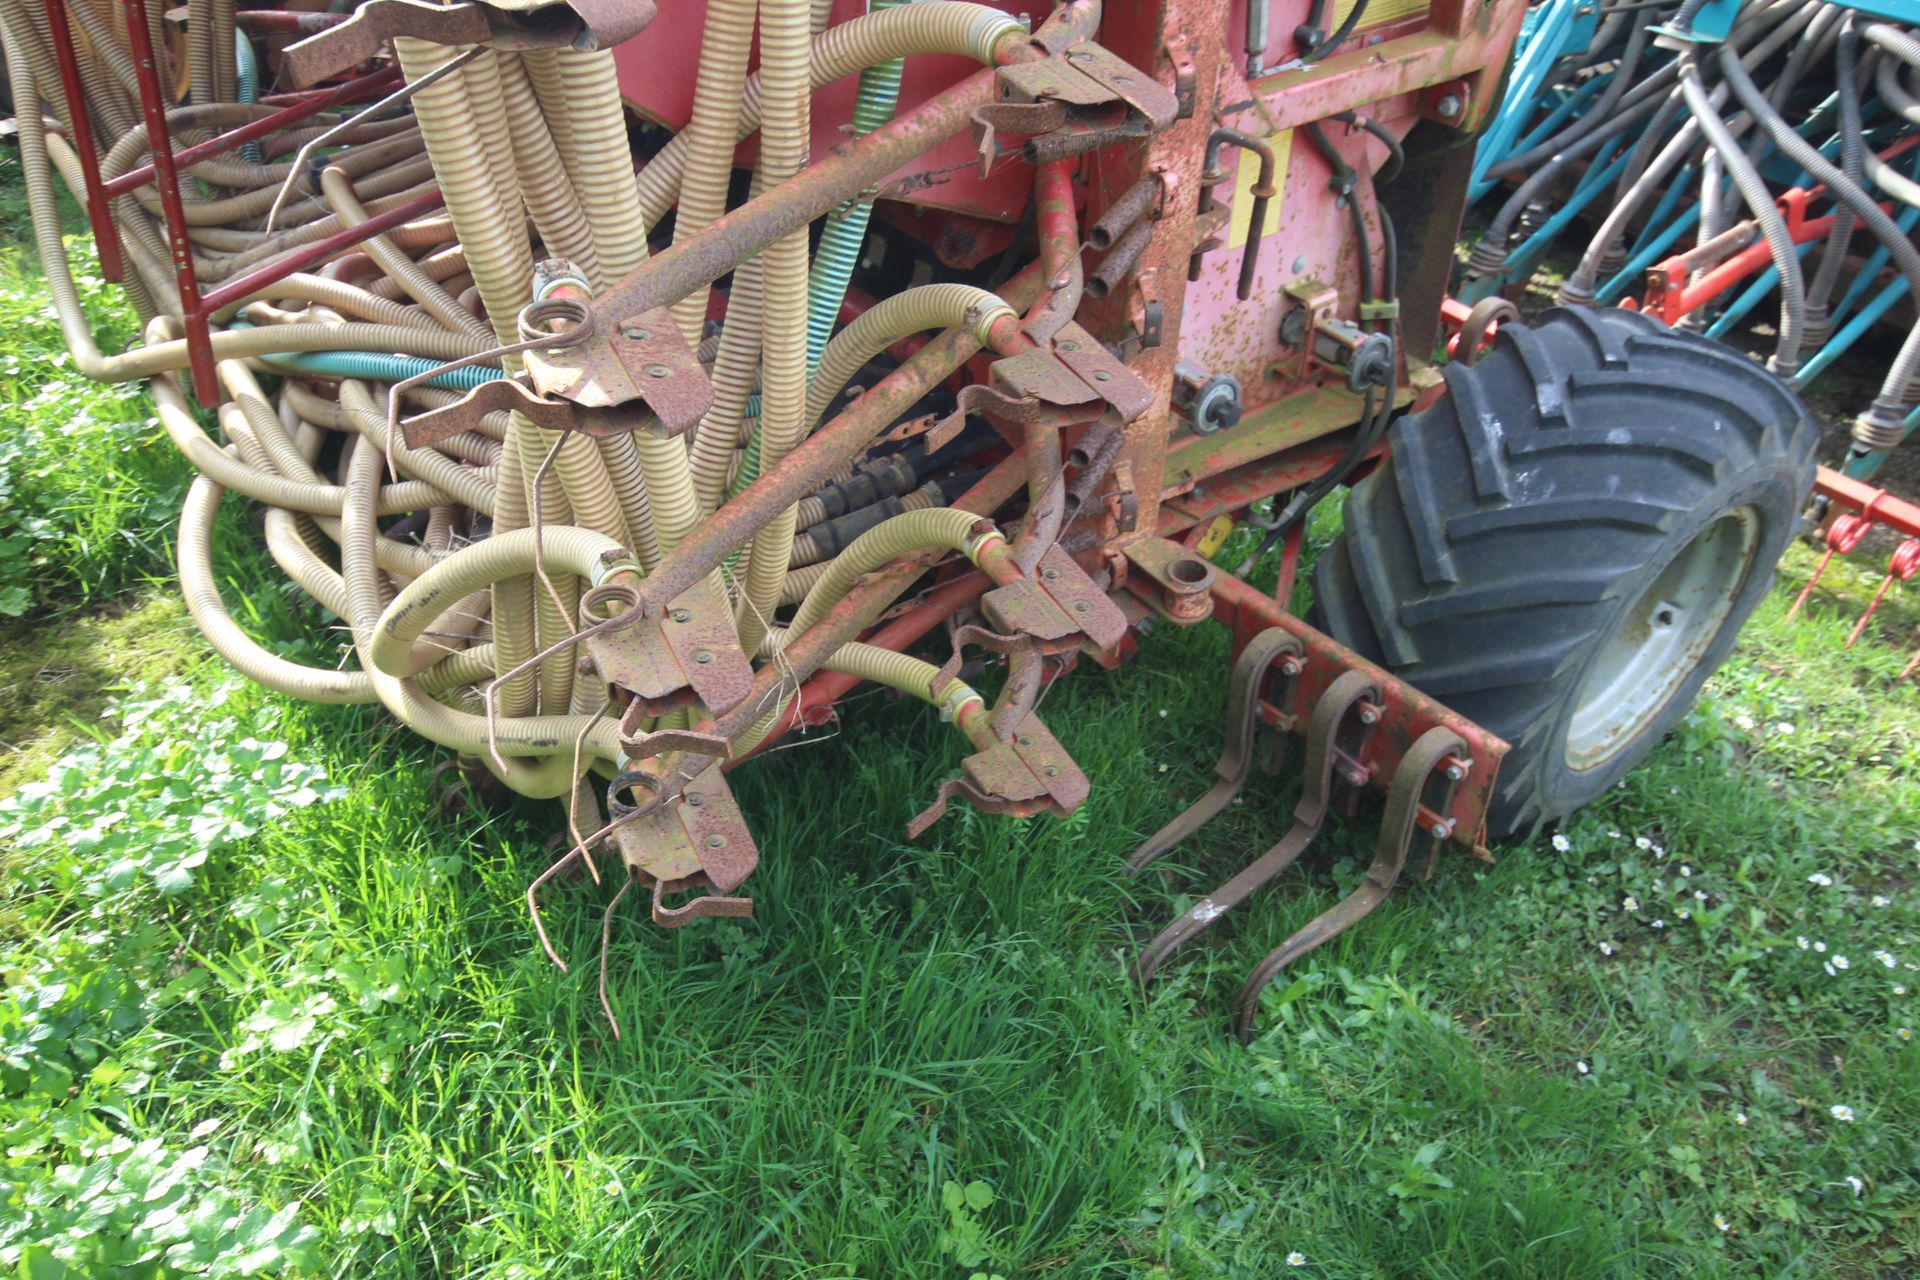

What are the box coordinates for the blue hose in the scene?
[234,31,263,166]
[229,320,504,390]
[805,0,905,373]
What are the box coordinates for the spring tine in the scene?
[1135,669,1379,986]
[1123,627,1304,873]
[1233,724,1468,1043]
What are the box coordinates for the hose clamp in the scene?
[590,558,646,588]
[937,681,987,724]
[964,527,1008,563]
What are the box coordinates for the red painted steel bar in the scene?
[104,65,405,198]
[197,188,446,313]
[40,0,124,281]
[120,0,217,399]
[1816,464,1920,540]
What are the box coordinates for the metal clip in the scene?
[906,711,1089,837]
[970,39,1179,174]
[579,577,755,726]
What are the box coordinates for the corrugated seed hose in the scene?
[2,0,1055,816]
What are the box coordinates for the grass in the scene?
[2,179,1918,1280]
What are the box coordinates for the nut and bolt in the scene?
[670,608,691,623]
[692,649,714,665]
[1443,757,1473,781]
[685,793,703,808]
[645,364,672,379]
[1042,566,1060,580]
[706,833,727,849]
[1073,600,1090,612]
[621,324,650,341]
[1058,340,1079,352]
[1436,93,1463,119]
[1357,701,1382,725]
[1343,764,1370,786]
[1278,657,1303,678]
[1093,370,1113,382]
[1428,816,1457,839]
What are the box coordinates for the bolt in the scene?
[1291,255,1309,274]
[1343,764,1369,786]
[1279,657,1303,678]
[1044,765,1059,778]
[621,324,650,341]
[1444,757,1472,781]
[692,649,714,665]
[645,364,672,379]
[1357,701,1381,725]
[670,608,692,623]
[1114,75,1134,87]
[1018,735,1034,747]
[578,656,597,676]
[1429,817,1456,839]
[1436,93,1463,119]
[706,833,727,849]
[1074,600,1090,612]
[685,793,703,808]
[1093,369,1112,382]
[1042,566,1060,580]
[1058,339,1079,352]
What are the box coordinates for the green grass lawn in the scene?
[2,163,1917,1278]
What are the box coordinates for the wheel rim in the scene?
[1565,507,1761,772]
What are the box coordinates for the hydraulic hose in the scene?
[1804,20,1865,336]
[806,283,1020,429]
[1719,40,1920,426]
[1680,54,1803,374]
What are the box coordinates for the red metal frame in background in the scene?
[1632,135,1919,326]
[40,0,416,402]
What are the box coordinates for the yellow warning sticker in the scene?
[1331,0,1429,29]
[1195,516,1236,559]
[1227,130,1291,251]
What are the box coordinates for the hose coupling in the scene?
[936,680,987,725]
[1852,402,1908,453]
[965,525,1009,563]
[591,557,647,588]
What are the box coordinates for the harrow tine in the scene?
[1135,669,1379,986]
[1123,627,1305,874]
[1234,725,1468,1043]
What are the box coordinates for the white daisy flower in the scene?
[1678,910,1690,920]
[1873,895,1891,908]
[1608,828,1622,839]
[1734,1112,1748,1126]
[1876,952,1897,969]
[1576,1060,1589,1074]
[1815,941,1828,953]
[1830,1104,1856,1122]
[1552,833,1572,852]
[1845,1176,1864,1197]
[1695,891,1707,902]
[1808,873,1834,886]
[1775,722,1794,735]
[1834,955,1851,971]
[1679,865,1693,878]
[1735,714,1755,731]
[1897,1027,1912,1042]
[1286,1252,1306,1268]
[1623,896,1639,912]
[1599,941,1616,956]
[1798,936,1811,950]
[1824,962,1836,976]
[1714,1214,1732,1232]
[1635,836,1652,850]
[1651,919,1666,929]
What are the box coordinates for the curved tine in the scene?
[1234,724,1468,1043]
[1136,669,1378,983]
[1124,628,1305,874]
[1134,668,1378,986]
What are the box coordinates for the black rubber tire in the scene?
[1312,307,1816,838]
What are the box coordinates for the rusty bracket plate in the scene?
[608,758,759,901]
[973,39,1174,171]
[583,578,753,725]
[1059,43,1179,132]
[906,710,1090,837]
[1123,536,1218,625]
[399,374,655,450]
[1050,323,1153,421]
[280,0,654,88]
[523,307,712,438]
[981,546,1129,651]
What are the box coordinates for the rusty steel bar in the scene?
[40,0,123,281]
[197,189,446,314]
[594,66,998,330]
[629,264,1042,612]
[103,67,405,198]
[121,0,215,400]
